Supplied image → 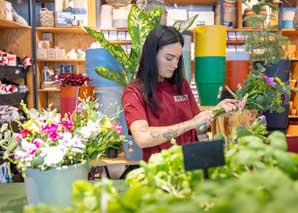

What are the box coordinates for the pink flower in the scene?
[33,139,42,149]
[19,129,29,138]
[60,119,73,131]
[16,134,22,143]
[41,123,60,141]
[112,122,123,136]
[263,74,276,87]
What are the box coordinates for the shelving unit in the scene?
[35,26,95,110]
[0,18,33,108]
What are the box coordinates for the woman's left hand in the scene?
[216,98,238,113]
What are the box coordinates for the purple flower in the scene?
[258,115,267,126]
[263,74,276,87]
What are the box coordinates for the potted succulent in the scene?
[55,73,95,118]
[240,2,291,132]
[0,98,124,206]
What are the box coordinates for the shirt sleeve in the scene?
[183,80,200,115]
[122,84,148,130]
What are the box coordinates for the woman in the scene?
[122,25,237,161]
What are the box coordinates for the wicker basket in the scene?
[40,8,54,27]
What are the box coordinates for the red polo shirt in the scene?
[122,79,200,161]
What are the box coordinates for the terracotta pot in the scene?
[60,85,95,118]
[226,60,249,90]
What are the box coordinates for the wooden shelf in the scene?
[37,59,85,63]
[289,115,298,118]
[109,40,132,45]
[165,0,218,5]
[283,0,297,7]
[227,40,245,45]
[0,18,31,29]
[36,27,88,34]
[100,27,128,31]
[282,29,298,36]
[227,28,278,32]
[91,152,139,166]
[38,88,60,92]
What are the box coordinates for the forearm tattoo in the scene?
[134,120,191,141]
[162,129,178,141]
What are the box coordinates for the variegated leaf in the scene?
[84,27,128,71]
[95,66,126,87]
[127,48,139,83]
[147,6,163,26]
[173,14,198,32]
[128,4,154,59]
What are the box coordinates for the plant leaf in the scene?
[84,27,128,71]
[127,48,139,81]
[128,4,154,60]
[173,15,198,32]
[147,6,163,26]
[95,66,126,87]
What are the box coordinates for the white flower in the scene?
[43,146,65,167]
[20,140,38,155]
[58,133,85,153]
[78,120,101,139]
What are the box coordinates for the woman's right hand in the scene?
[192,111,213,133]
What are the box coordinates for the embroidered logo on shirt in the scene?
[173,95,188,102]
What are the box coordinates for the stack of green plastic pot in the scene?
[194,25,226,105]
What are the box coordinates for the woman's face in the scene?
[156,42,182,81]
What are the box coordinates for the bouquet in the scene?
[0,98,126,172]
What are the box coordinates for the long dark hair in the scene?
[137,25,184,112]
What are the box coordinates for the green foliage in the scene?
[195,168,298,212]
[125,144,204,199]
[23,118,298,212]
[242,15,288,66]
[84,4,197,87]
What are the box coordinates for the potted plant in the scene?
[0,98,125,206]
[55,73,95,118]
[239,2,291,132]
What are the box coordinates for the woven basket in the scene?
[40,8,54,27]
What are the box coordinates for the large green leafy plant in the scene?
[84,4,197,87]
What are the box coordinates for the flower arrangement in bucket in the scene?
[0,98,126,206]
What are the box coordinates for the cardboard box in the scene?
[47,48,56,59]
[37,49,47,59]
[55,49,66,59]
